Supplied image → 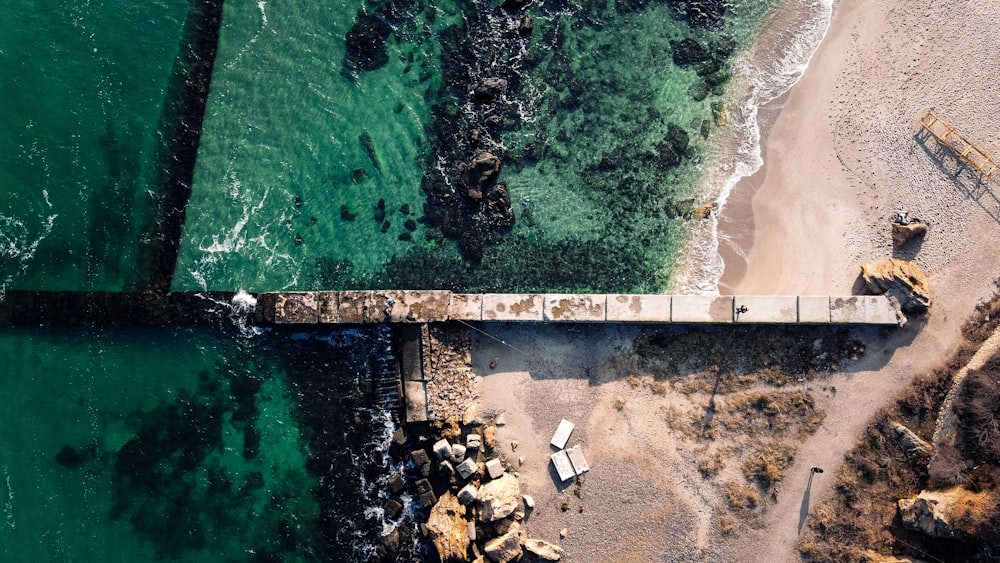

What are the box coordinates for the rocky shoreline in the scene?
[379,324,563,562]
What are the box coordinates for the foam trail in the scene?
[672,0,835,294]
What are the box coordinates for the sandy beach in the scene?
[468,0,1000,561]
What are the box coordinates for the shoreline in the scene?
[672,0,835,295]
[469,0,1000,560]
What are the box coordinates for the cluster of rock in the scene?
[390,412,563,562]
[425,325,480,420]
[418,4,533,262]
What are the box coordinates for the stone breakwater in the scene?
[256,290,904,325]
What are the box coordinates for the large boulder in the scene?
[891,422,933,459]
[897,487,996,540]
[458,152,501,202]
[477,473,521,522]
[860,258,931,314]
[483,530,521,563]
[523,538,564,560]
[426,492,469,562]
[892,221,929,247]
[473,78,509,103]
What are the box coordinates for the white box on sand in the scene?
[566,445,590,475]
[550,419,575,449]
[551,450,575,482]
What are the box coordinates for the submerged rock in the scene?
[484,183,515,231]
[473,78,509,103]
[458,152,501,202]
[343,12,391,73]
[860,258,932,314]
[670,38,710,66]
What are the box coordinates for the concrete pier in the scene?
[257,291,902,326]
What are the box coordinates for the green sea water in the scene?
[176,0,777,293]
[0,0,185,291]
[0,0,833,560]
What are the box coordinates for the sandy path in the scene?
[719,0,1000,560]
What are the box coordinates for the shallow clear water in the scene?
[177,0,777,293]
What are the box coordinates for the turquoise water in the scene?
[0,0,185,291]
[0,323,394,561]
[0,0,817,560]
[177,0,777,293]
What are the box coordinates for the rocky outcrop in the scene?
[892,221,928,247]
[898,491,957,538]
[478,473,521,522]
[898,487,996,540]
[458,152,501,202]
[891,422,933,459]
[861,258,932,314]
[426,492,470,561]
[473,78,509,103]
[524,538,564,560]
[484,183,515,231]
[483,530,521,563]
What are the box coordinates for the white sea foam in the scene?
[672,0,834,294]
[3,467,14,530]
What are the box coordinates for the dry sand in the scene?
[470,0,1000,561]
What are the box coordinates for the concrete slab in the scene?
[830,295,900,325]
[671,295,734,323]
[272,292,319,324]
[550,419,575,449]
[336,290,370,323]
[550,450,575,482]
[606,294,672,322]
[482,294,544,321]
[798,296,831,323]
[398,324,424,382]
[448,293,484,320]
[566,445,590,475]
[734,295,798,324]
[404,381,428,422]
[376,290,452,322]
[486,458,504,479]
[544,294,606,322]
[316,292,340,323]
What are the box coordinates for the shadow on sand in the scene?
[798,471,817,534]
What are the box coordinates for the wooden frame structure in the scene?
[918,109,998,182]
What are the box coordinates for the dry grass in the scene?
[799,286,1000,562]
[724,481,762,518]
[716,391,826,437]
[630,325,866,393]
[741,443,796,486]
[698,450,725,478]
[612,395,628,410]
